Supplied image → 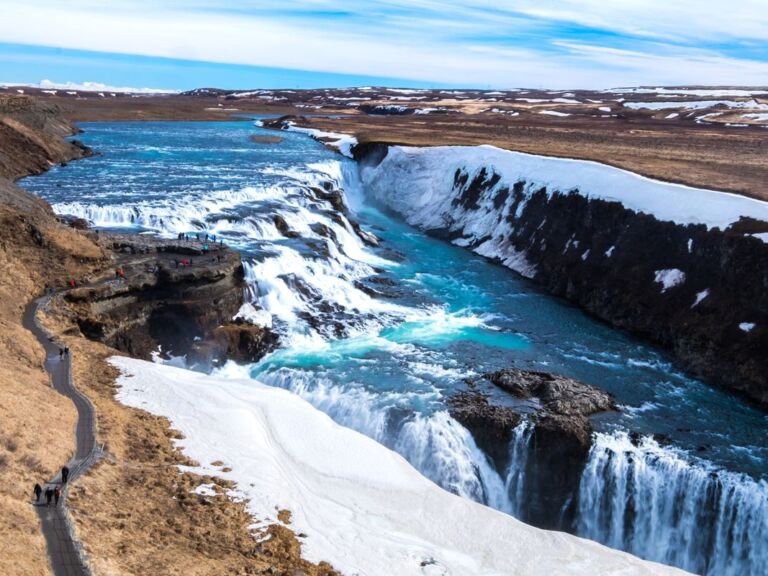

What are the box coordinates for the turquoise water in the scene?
[20,120,768,574]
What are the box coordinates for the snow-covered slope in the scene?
[359,145,768,233]
[112,357,689,575]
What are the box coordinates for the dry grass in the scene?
[39,308,338,576]
[299,113,768,200]
[0,200,103,576]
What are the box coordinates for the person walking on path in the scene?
[64,346,70,357]
[61,466,70,484]
[33,483,42,503]
[53,487,61,506]
[59,348,64,359]
[44,487,53,507]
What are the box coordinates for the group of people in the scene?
[176,231,224,245]
[33,466,70,507]
[58,347,70,359]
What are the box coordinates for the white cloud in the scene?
[0,0,767,87]
[0,79,178,93]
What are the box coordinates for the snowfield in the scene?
[283,123,358,158]
[359,145,768,235]
[112,357,689,576]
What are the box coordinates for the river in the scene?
[20,120,768,575]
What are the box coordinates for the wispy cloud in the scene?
[0,0,766,88]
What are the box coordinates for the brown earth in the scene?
[299,113,768,201]
[0,184,104,576]
[1,96,337,575]
[36,315,337,576]
[8,86,767,200]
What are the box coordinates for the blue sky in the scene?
[1,1,767,90]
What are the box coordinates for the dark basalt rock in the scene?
[350,220,380,246]
[447,391,521,471]
[188,319,278,369]
[273,214,300,238]
[449,368,616,529]
[311,187,347,213]
[57,214,90,230]
[486,368,615,429]
[362,146,768,408]
[66,235,246,360]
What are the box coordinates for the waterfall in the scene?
[503,421,533,518]
[577,431,768,576]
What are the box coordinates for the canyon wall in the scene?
[356,143,768,408]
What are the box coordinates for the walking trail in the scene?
[23,297,100,576]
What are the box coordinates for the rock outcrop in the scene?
[188,319,279,369]
[449,369,615,529]
[0,95,93,181]
[62,235,266,361]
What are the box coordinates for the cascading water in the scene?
[578,432,767,576]
[20,120,768,575]
[504,421,533,519]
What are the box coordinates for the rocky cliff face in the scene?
[62,235,259,361]
[449,369,615,528]
[358,144,768,408]
[0,95,92,181]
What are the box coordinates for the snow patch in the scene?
[284,124,358,158]
[654,269,686,292]
[5,79,178,94]
[739,322,756,332]
[112,357,687,576]
[234,303,273,328]
[692,289,709,308]
[625,99,768,111]
[359,145,768,233]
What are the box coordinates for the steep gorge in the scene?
[356,143,768,408]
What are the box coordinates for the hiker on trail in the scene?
[61,466,70,484]
[205,233,209,242]
[118,266,125,278]
[53,487,60,506]
[33,483,42,503]
[160,218,164,227]
[59,348,64,359]
[68,279,76,288]
[212,234,216,242]
[45,487,53,507]
[196,233,200,241]
[64,347,70,356]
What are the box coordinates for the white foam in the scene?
[113,357,689,576]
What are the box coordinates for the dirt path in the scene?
[23,297,100,576]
